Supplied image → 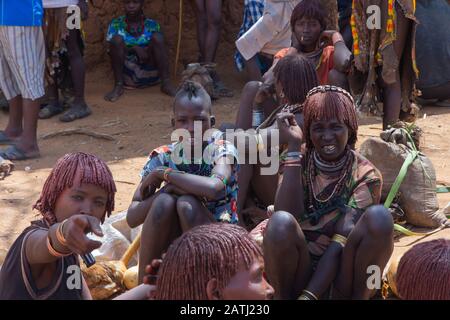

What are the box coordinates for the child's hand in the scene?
[276,112,303,148]
[62,215,103,255]
[140,170,164,199]
[319,30,337,48]
[254,83,275,105]
[144,258,163,300]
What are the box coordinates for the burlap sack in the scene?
[360,137,447,227]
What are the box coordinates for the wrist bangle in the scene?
[47,235,71,258]
[255,133,265,152]
[302,289,319,300]
[332,233,347,248]
[286,151,302,157]
[56,219,68,246]
[211,173,228,187]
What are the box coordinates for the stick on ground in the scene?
[40,128,116,141]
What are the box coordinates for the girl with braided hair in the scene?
[260,85,394,300]
[232,55,318,230]
[127,81,239,284]
[155,223,274,300]
[0,152,117,299]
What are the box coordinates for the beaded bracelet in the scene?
[211,173,228,187]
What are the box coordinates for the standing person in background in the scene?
[0,0,45,160]
[236,0,301,82]
[190,0,233,98]
[234,0,265,81]
[39,0,92,122]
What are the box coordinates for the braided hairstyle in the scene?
[173,80,212,113]
[396,239,450,300]
[290,0,327,32]
[303,85,358,149]
[155,223,262,300]
[273,54,319,105]
[33,152,116,226]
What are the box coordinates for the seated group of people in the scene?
[0,77,394,300]
[3,0,447,300]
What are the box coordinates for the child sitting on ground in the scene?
[116,223,274,300]
[0,152,117,299]
[269,0,351,89]
[126,81,239,283]
[104,0,176,102]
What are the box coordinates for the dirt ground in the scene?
[0,62,449,267]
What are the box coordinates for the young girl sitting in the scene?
[104,0,176,102]
[232,55,319,229]
[0,152,117,299]
[155,223,273,300]
[261,85,394,300]
[127,81,239,283]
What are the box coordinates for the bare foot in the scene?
[160,79,177,97]
[104,83,124,102]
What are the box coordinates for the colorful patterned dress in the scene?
[140,134,240,224]
[106,15,161,88]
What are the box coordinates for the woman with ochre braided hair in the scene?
[260,85,394,300]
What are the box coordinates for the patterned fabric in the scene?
[106,15,160,48]
[249,151,382,258]
[300,150,382,256]
[123,54,159,88]
[350,0,418,116]
[274,46,335,85]
[43,7,84,86]
[0,0,43,26]
[0,26,45,100]
[234,0,265,71]
[140,133,240,224]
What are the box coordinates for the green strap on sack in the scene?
[382,129,446,237]
[436,186,450,193]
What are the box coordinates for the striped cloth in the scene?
[0,26,45,100]
[234,0,265,71]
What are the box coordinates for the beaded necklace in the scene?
[125,13,145,37]
[312,149,348,174]
[306,147,354,212]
